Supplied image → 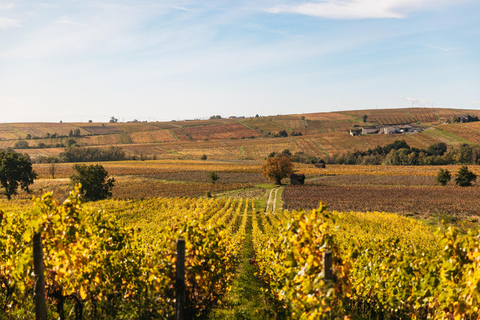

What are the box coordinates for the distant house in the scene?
[290,174,305,185]
[380,126,397,134]
[374,125,423,135]
[362,128,379,135]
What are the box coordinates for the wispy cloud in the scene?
[471,101,480,105]
[0,3,14,10]
[57,16,84,26]
[0,17,20,28]
[174,6,189,11]
[401,96,429,105]
[268,0,467,19]
[425,44,454,51]
[242,23,288,35]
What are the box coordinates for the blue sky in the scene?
[0,0,479,122]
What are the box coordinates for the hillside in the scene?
[2,107,480,161]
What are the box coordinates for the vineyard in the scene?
[3,151,480,318]
[282,184,480,217]
[2,186,480,319]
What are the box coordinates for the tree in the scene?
[201,154,207,160]
[455,166,477,187]
[44,156,59,179]
[362,115,368,123]
[70,164,115,201]
[66,138,77,147]
[262,155,294,185]
[437,168,451,186]
[0,150,37,200]
[428,142,447,156]
[209,171,220,184]
[13,140,29,149]
[277,130,288,137]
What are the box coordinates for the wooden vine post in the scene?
[33,233,47,320]
[176,239,186,320]
[323,250,333,280]
[323,250,334,320]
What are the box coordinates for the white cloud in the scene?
[174,6,189,11]
[470,101,480,105]
[0,17,20,28]
[57,16,84,26]
[268,0,467,19]
[0,3,14,10]
[401,96,429,105]
[425,44,454,51]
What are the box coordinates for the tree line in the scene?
[323,140,480,165]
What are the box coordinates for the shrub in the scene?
[70,164,115,201]
[455,166,477,187]
[437,168,451,186]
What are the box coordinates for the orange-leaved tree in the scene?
[262,155,294,185]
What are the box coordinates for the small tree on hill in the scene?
[455,166,476,187]
[13,140,29,149]
[436,168,451,186]
[70,164,115,201]
[0,150,37,200]
[209,171,220,184]
[262,155,294,185]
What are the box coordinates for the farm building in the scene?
[359,125,423,135]
[362,128,380,135]
[290,174,305,185]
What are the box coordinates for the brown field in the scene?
[141,172,266,184]
[301,112,354,121]
[242,117,286,134]
[79,125,124,135]
[282,184,480,217]
[434,123,480,145]
[129,129,177,144]
[282,164,480,217]
[178,123,262,140]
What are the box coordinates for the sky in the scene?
[0,0,479,123]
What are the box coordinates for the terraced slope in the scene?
[3,108,480,160]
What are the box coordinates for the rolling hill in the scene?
[3,107,480,161]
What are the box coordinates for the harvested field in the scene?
[141,172,266,184]
[436,124,480,145]
[79,125,124,135]
[112,177,254,199]
[178,123,262,140]
[282,184,480,216]
[301,112,354,121]
[129,130,177,143]
[242,117,285,134]
[308,174,438,186]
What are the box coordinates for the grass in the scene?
[423,127,473,145]
[169,129,180,141]
[209,213,277,320]
[274,186,285,212]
